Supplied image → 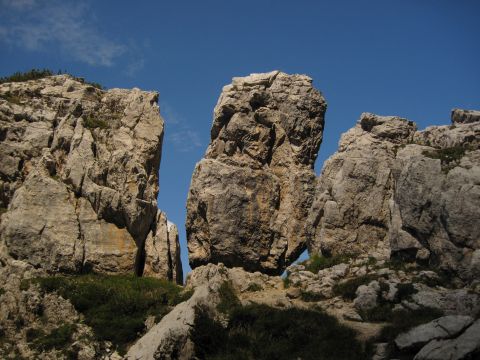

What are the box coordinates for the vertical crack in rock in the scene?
[186,71,327,274]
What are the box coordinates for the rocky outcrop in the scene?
[0,75,181,279]
[143,210,183,284]
[186,71,326,274]
[307,110,480,279]
[126,263,231,360]
[395,317,480,360]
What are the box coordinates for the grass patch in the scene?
[27,323,76,358]
[333,274,379,300]
[0,288,5,296]
[217,281,240,314]
[246,283,263,292]
[83,115,109,130]
[34,274,189,354]
[191,303,368,360]
[300,254,349,273]
[0,207,7,215]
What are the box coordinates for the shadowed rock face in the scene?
[186,71,326,274]
[307,110,480,280]
[0,75,181,280]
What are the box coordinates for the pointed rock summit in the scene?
[186,71,326,274]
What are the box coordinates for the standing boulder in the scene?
[186,71,326,274]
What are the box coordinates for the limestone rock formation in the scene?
[186,71,326,274]
[144,210,183,284]
[0,75,181,279]
[307,110,480,279]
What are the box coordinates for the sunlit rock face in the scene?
[307,110,480,280]
[186,71,326,274]
[0,75,181,280]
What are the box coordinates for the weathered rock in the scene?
[186,71,326,274]
[144,210,183,284]
[308,110,480,280]
[126,263,231,360]
[0,75,180,278]
[395,315,474,350]
[451,108,480,124]
[306,113,416,258]
[354,280,380,313]
[414,319,480,360]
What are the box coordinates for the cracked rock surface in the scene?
[307,111,480,280]
[0,75,181,279]
[186,71,326,274]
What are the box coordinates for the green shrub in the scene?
[191,303,368,360]
[359,303,393,322]
[34,274,187,354]
[0,69,104,89]
[216,281,240,314]
[26,328,45,343]
[300,290,324,302]
[333,274,379,300]
[300,254,349,273]
[282,276,291,289]
[396,283,417,301]
[31,324,76,352]
[0,69,54,84]
[422,145,472,172]
[246,283,263,292]
[83,115,109,130]
[0,288,5,296]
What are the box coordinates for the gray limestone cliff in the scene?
[0,75,181,281]
[186,71,326,274]
[307,110,480,280]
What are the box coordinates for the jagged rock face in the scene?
[0,75,181,279]
[306,113,417,259]
[144,210,183,284]
[308,111,480,280]
[186,71,326,274]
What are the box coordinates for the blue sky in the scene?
[1,0,479,276]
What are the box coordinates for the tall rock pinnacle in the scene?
[186,71,326,274]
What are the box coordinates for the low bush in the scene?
[28,324,76,352]
[191,303,368,360]
[246,283,263,292]
[0,69,54,84]
[83,115,109,130]
[34,274,189,354]
[396,283,417,301]
[300,254,349,273]
[217,281,240,314]
[300,290,324,302]
[0,69,104,89]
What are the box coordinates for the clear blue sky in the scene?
[1,0,479,277]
